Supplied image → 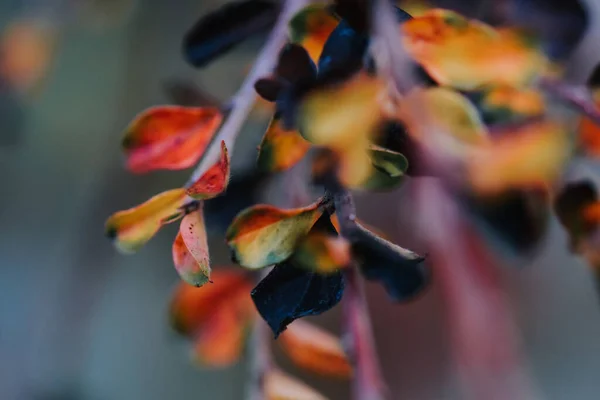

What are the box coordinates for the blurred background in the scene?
[2,0,600,399]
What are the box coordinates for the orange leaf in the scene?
[186,141,230,199]
[265,370,329,400]
[122,106,222,173]
[257,114,311,172]
[170,270,253,336]
[172,209,210,287]
[0,17,57,96]
[402,9,547,89]
[289,4,339,62]
[279,320,352,378]
[466,121,570,194]
[105,188,187,253]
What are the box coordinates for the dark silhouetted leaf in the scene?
[464,189,549,260]
[183,0,279,68]
[554,180,598,247]
[255,77,284,102]
[588,63,600,89]
[507,0,588,61]
[352,224,428,301]
[251,262,344,337]
[276,43,317,84]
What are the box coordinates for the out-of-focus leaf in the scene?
[554,180,598,248]
[170,270,255,367]
[289,4,339,62]
[226,201,324,269]
[192,284,254,367]
[186,141,230,199]
[463,189,549,259]
[170,270,253,335]
[292,231,351,274]
[276,44,318,85]
[358,145,408,190]
[0,17,58,96]
[402,9,547,90]
[105,188,187,253]
[476,85,545,126]
[251,261,344,336]
[173,210,210,287]
[298,72,384,149]
[257,113,310,172]
[279,320,352,378]
[352,223,428,301]
[122,106,222,173]
[578,66,600,157]
[183,0,279,67]
[398,87,488,153]
[265,369,329,400]
[506,0,588,61]
[466,120,570,195]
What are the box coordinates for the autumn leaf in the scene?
[105,188,187,253]
[0,17,58,96]
[170,270,255,367]
[257,113,311,172]
[170,270,253,335]
[477,85,545,125]
[173,209,210,287]
[466,120,570,195]
[251,261,344,336]
[292,231,351,274]
[358,145,409,190]
[289,4,339,62]
[279,320,352,379]
[402,9,547,90]
[122,106,222,173]
[186,141,230,199]
[226,201,325,269]
[398,87,488,155]
[265,369,328,400]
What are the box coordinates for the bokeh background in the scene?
[2,0,600,399]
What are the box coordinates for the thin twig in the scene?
[540,78,600,125]
[186,0,310,186]
[343,268,387,400]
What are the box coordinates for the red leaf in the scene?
[122,106,222,173]
[186,141,230,199]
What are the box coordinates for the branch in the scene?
[540,78,600,125]
[245,287,272,400]
[186,0,310,186]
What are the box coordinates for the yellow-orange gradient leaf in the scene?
[467,121,570,194]
[279,320,352,378]
[265,370,329,400]
[257,114,311,172]
[225,201,324,269]
[105,188,187,253]
[289,4,340,62]
[172,209,210,287]
[122,106,222,173]
[292,232,351,274]
[186,141,230,199]
[402,9,547,90]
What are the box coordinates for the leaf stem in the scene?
[186,0,310,186]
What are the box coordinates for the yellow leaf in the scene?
[292,232,351,274]
[279,320,352,378]
[226,201,324,269]
[467,121,570,194]
[402,9,547,90]
[289,4,340,62]
[265,370,329,400]
[105,188,187,253]
[257,114,311,172]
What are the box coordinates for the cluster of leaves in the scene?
[105,0,598,397]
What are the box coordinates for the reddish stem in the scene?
[342,268,387,400]
[416,181,539,400]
